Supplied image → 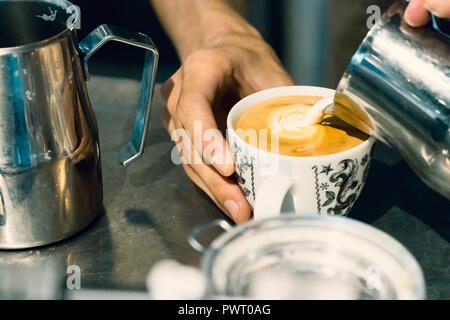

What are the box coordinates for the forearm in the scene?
[150,0,260,60]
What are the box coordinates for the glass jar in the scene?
[189,215,425,300]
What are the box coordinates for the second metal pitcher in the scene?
[0,0,158,248]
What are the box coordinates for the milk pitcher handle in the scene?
[79,24,159,166]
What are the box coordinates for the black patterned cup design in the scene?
[227,86,376,220]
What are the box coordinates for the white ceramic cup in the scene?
[227,86,376,220]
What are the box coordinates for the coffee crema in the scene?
[234,96,369,157]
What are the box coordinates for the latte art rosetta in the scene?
[235,95,369,157]
[268,104,320,142]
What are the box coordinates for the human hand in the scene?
[404,0,450,27]
[161,32,293,224]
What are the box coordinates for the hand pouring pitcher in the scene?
[0,0,158,248]
[333,0,450,199]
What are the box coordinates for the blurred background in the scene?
[71,0,392,88]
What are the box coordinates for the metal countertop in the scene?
[0,75,448,299]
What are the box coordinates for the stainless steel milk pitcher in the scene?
[0,0,158,248]
[334,0,449,199]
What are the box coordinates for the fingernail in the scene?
[404,4,414,25]
[224,199,239,221]
[404,0,429,27]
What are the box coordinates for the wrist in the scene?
[179,1,261,60]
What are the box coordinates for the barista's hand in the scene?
[405,0,450,27]
[161,33,293,224]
